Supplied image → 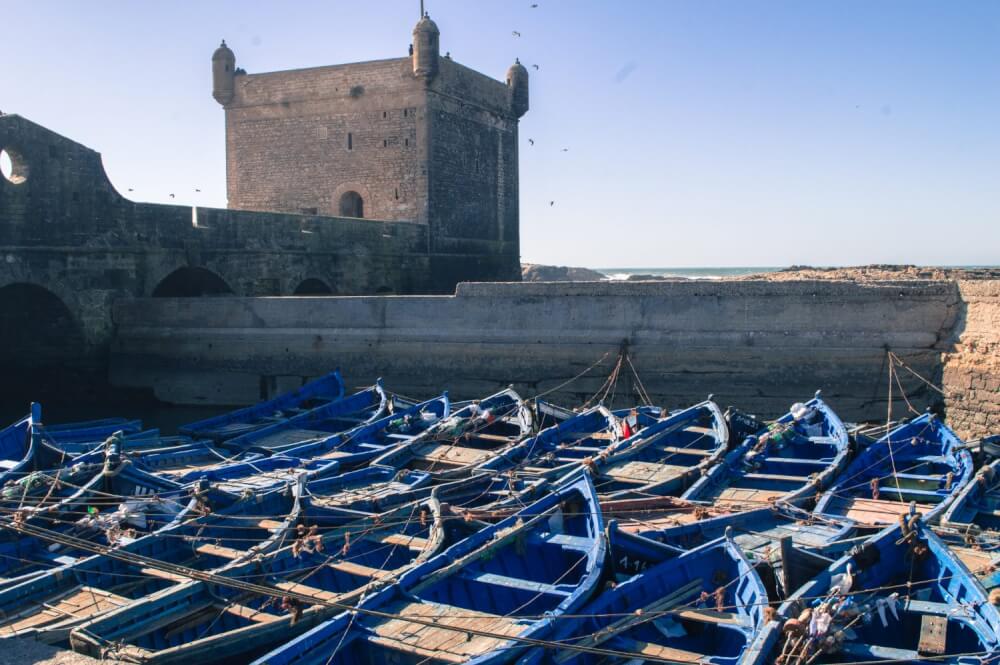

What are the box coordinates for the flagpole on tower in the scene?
[420,0,425,17]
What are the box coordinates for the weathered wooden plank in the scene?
[225,603,280,623]
[194,543,246,560]
[328,560,390,579]
[918,614,947,654]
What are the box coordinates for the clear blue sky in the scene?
[3,1,998,268]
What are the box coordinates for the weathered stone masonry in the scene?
[214,14,527,291]
[0,113,430,373]
[110,279,1000,438]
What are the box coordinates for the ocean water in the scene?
[597,266,784,280]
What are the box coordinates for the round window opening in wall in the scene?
[0,148,29,185]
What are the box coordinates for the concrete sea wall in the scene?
[110,279,999,437]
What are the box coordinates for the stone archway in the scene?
[331,182,372,219]
[338,191,364,218]
[152,267,234,297]
[0,283,85,369]
[293,278,334,295]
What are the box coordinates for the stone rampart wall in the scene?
[110,279,993,433]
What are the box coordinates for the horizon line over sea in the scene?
[594,265,1000,281]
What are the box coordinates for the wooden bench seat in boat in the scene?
[460,571,572,596]
[138,567,189,583]
[604,461,688,485]
[376,533,429,550]
[255,519,284,530]
[742,472,809,483]
[368,600,524,664]
[839,498,935,523]
[252,429,331,447]
[193,543,246,560]
[328,560,391,580]
[0,460,19,470]
[903,599,961,616]
[714,487,788,506]
[658,446,713,456]
[611,638,706,664]
[535,533,595,550]
[273,581,341,602]
[225,603,280,623]
[471,433,515,443]
[674,608,748,626]
[875,486,945,500]
[0,586,130,635]
[761,457,829,467]
[417,444,493,466]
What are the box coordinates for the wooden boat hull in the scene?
[250,470,606,665]
[69,498,447,664]
[763,516,1000,663]
[681,395,850,510]
[814,413,973,528]
[179,370,345,442]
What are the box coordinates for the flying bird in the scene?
[532,64,539,70]
[531,3,538,7]
[561,148,569,152]
[127,188,134,192]
[512,30,521,37]
[195,188,201,193]
[549,201,555,206]
[169,193,175,198]
[528,138,534,146]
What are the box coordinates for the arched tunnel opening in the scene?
[152,267,234,297]
[0,283,93,407]
[293,278,334,295]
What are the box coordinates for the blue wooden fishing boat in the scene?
[220,382,392,454]
[680,394,850,510]
[0,480,369,643]
[119,439,266,480]
[519,528,769,665]
[588,400,729,500]
[814,412,973,528]
[38,416,144,444]
[370,388,533,479]
[179,370,346,442]
[268,393,451,474]
[302,465,433,512]
[249,469,605,665]
[935,457,1000,591]
[0,446,189,586]
[171,395,450,495]
[0,404,142,488]
[70,496,448,664]
[493,405,633,478]
[762,512,1000,664]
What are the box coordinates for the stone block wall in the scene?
[111,279,968,427]
[941,280,1000,439]
[224,58,426,221]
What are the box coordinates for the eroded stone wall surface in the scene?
[942,281,1000,439]
[111,279,962,425]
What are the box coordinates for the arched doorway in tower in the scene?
[293,278,334,296]
[152,267,234,297]
[338,191,364,218]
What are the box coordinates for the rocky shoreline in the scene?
[521,263,1000,283]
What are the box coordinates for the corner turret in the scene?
[507,59,529,118]
[212,40,236,106]
[412,14,440,80]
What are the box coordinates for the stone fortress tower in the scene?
[212,14,528,290]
